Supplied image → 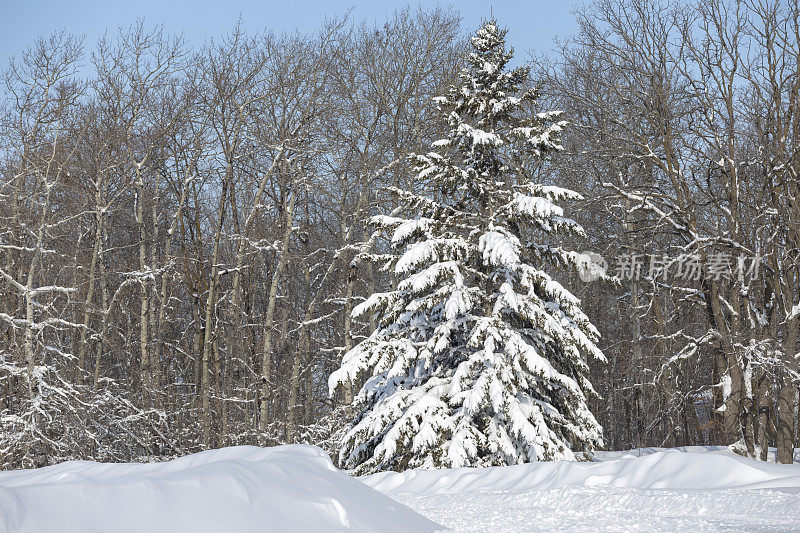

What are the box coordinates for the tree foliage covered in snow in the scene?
[330,21,605,473]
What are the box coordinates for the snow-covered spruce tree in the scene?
[329,20,605,473]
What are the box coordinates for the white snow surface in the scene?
[0,445,437,533]
[2,444,799,532]
[363,446,800,532]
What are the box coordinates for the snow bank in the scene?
[0,445,439,533]
[364,449,800,495]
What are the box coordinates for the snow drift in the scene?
[364,447,800,494]
[0,445,439,533]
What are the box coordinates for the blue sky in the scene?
[0,1,578,68]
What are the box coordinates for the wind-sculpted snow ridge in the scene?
[365,449,800,494]
[593,444,800,464]
[364,449,800,532]
[0,445,440,533]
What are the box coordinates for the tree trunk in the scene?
[135,166,152,390]
[777,314,799,463]
[755,367,770,461]
[341,262,355,405]
[630,279,645,448]
[201,165,232,447]
[93,238,110,389]
[259,170,297,434]
[286,344,303,444]
[708,280,745,447]
[154,170,192,384]
[78,186,105,382]
[287,261,312,444]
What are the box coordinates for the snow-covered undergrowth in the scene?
[0,445,437,533]
[364,447,800,532]
[1,445,798,533]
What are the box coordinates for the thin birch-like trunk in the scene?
[78,185,105,383]
[135,162,151,390]
[153,168,194,387]
[259,166,297,433]
[201,164,232,446]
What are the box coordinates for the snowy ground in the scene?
[1,445,799,532]
[364,447,800,532]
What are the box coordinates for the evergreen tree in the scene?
[330,20,605,474]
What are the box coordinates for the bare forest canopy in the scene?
[1,0,798,469]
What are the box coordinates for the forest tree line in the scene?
[1,0,798,469]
